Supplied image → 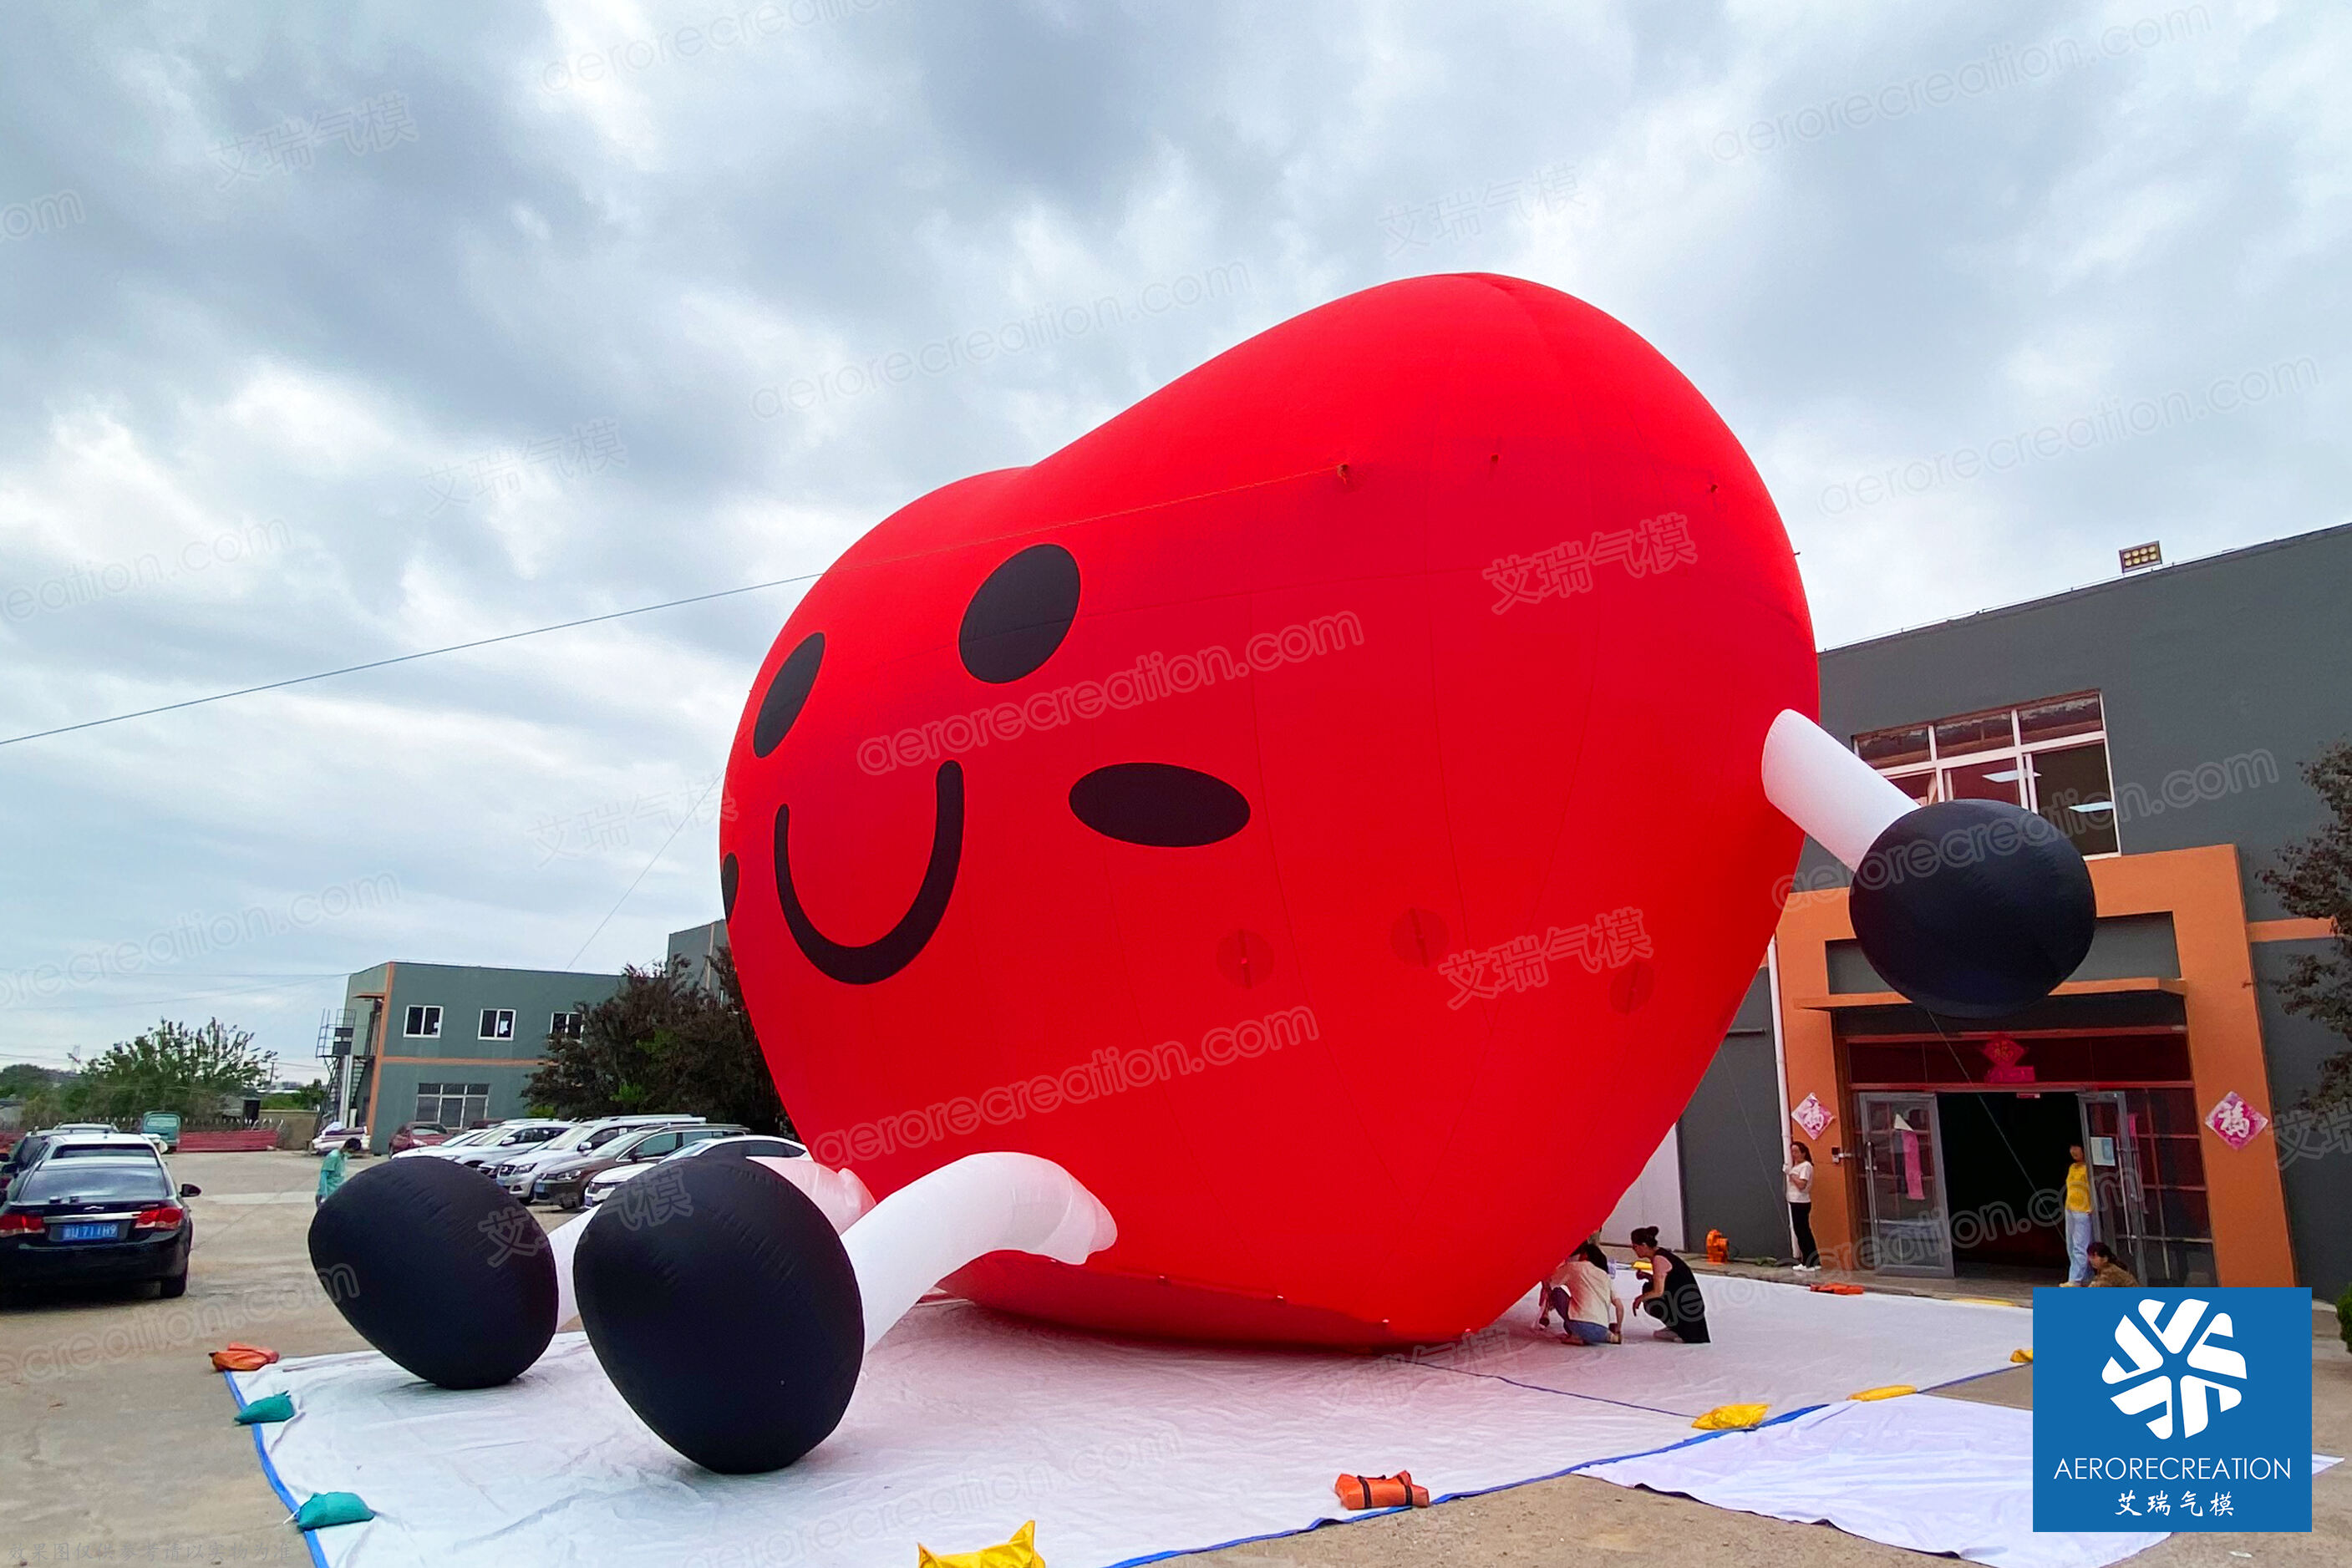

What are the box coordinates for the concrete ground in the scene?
[2,1150,2344,1567]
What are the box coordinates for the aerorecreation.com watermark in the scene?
[857,611,1364,776]
[1818,360,2319,515]
[3,519,290,623]
[1773,748,2279,908]
[2,187,83,242]
[1709,9,2213,164]
[808,1005,1320,1166]
[0,875,401,1009]
[752,263,1252,419]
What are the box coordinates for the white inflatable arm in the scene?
[841,1151,1116,1352]
[1760,708,1918,870]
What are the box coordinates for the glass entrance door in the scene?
[2078,1091,2146,1281]
[1857,1093,1953,1276]
[2080,1089,2213,1286]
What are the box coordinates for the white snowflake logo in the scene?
[2102,1298,2248,1439]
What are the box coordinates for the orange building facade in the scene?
[1772,846,2312,1287]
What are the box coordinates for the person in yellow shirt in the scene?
[2062,1143,2094,1284]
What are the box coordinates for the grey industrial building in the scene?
[320,962,623,1152]
[321,921,748,1152]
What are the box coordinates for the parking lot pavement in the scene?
[0,1149,561,1566]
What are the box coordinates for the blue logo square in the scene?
[2034,1287,2312,1532]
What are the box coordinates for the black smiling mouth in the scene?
[775,761,964,986]
[772,759,1252,985]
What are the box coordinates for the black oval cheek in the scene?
[752,632,824,758]
[960,544,1079,683]
[1069,764,1251,847]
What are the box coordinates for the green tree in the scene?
[0,1063,63,1099]
[2262,739,2352,1111]
[67,1018,276,1122]
[526,950,790,1135]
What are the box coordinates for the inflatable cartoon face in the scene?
[719,273,1816,1345]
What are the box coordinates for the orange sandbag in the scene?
[1808,1283,1863,1296]
[210,1342,280,1372]
[1333,1471,1431,1510]
[1704,1229,1730,1264]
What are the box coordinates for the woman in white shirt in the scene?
[1536,1240,1623,1344]
[1784,1139,1820,1272]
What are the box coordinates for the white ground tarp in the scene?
[1582,1393,2338,1568]
[231,1273,2060,1568]
[1582,1395,2167,1568]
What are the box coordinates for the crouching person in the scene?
[1629,1225,1711,1343]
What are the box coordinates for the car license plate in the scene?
[56,1221,119,1242]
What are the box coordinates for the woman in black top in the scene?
[1628,1225,1710,1343]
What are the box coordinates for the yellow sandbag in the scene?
[1691,1403,1769,1430]
[917,1520,1042,1568]
[2010,1347,2034,1363]
[1847,1384,1916,1402]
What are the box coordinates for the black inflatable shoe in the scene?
[575,1153,864,1473]
[1849,799,2097,1018]
[309,1157,557,1388]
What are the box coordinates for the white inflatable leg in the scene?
[1761,708,1918,870]
[749,1155,876,1233]
[841,1151,1116,1352]
[550,1208,594,1330]
[550,1160,877,1328]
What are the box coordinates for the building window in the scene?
[479,1008,516,1041]
[550,1010,586,1041]
[414,1081,491,1129]
[1852,692,2120,857]
[403,1005,443,1038]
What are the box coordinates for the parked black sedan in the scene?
[0,1157,200,1303]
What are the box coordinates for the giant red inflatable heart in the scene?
[719,273,1815,1346]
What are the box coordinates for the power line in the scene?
[0,573,818,750]
[2,466,1349,753]
[565,771,724,971]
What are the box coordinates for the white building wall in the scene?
[1599,1124,1687,1251]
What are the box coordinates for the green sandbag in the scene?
[291,1492,375,1530]
[233,1393,294,1425]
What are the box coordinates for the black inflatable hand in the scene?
[1847,799,2097,1018]
[309,1158,557,1388]
[575,1154,865,1473]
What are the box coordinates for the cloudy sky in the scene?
[1,0,2343,1075]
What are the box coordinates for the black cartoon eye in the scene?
[752,632,824,757]
[959,544,1079,683]
[721,853,739,917]
[1069,764,1250,847]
